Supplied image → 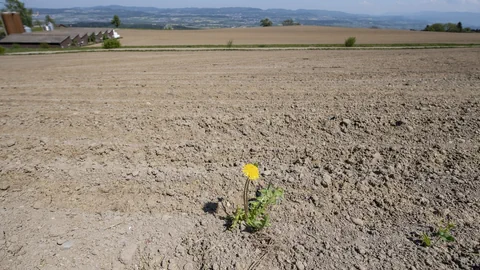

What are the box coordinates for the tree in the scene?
[2,0,33,27]
[456,22,462,32]
[88,32,96,43]
[0,20,5,38]
[282,19,300,26]
[423,23,445,32]
[111,15,121,28]
[34,19,42,27]
[45,15,55,25]
[445,23,459,32]
[260,18,272,27]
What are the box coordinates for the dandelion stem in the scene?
[243,178,250,219]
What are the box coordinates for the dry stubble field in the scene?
[1,42,480,270]
[117,26,480,46]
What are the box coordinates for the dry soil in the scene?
[117,26,480,46]
[0,48,479,270]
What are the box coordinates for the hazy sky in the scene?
[22,0,480,14]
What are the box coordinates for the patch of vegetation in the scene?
[230,184,284,231]
[103,38,121,49]
[88,33,96,43]
[423,21,473,32]
[0,46,5,55]
[228,164,284,232]
[12,43,21,49]
[421,221,456,247]
[2,0,33,27]
[260,18,273,27]
[345,36,356,47]
[226,39,233,48]
[282,19,300,26]
[39,43,50,49]
[111,14,121,28]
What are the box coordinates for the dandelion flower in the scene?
[242,163,259,181]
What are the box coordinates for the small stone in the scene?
[419,197,429,205]
[310,195,319,205]
[132,171,139,177]
[167,260,179,270]
[371,152,382,164]
[321,173,332,187]
[333,194,342,203]
[356,181,369,192]
[295,261,305,270]
[32,201,42,210]
[294,244,306,253]
[425,258,433,266]
[57,239,67,245]
[262,170,272,176]
[4,139,16,148]
[352,218,364,226]
[341,119,352,126]
[0,183,10,191]
[40,138,48,145]
[119,243,138,265]
[406,126,414,132]
[165,190,175,196]
[183,262,195,270]
[61,240,73,250]
[355,246,366,255]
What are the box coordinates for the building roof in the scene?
[55,28,113,35]
[23,32,80,39]
[0,34,70,44]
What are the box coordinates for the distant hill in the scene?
[32,6,480,30]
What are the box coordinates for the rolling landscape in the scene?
[32,5,480,30]
[1,2,480,270]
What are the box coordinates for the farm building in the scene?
[0,26,118,48]
[0,34,72,48]
[95,31,104,42]
[104,29,114,39]
[56,28,116,41]
[21,32,81,47]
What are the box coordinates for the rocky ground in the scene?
[0,48,479,270]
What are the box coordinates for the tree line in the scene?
[423,21,480,33]
[260,18,301,27]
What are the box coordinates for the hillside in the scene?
[32,6,480,30]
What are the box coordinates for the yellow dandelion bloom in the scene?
[242,163,260,181]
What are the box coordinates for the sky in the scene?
[20,0,480,14]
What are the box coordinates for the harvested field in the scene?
[117,26,480,46]
[0,48,480,270]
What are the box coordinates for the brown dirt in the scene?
[0,48,479,270]
[116,26,480,46]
